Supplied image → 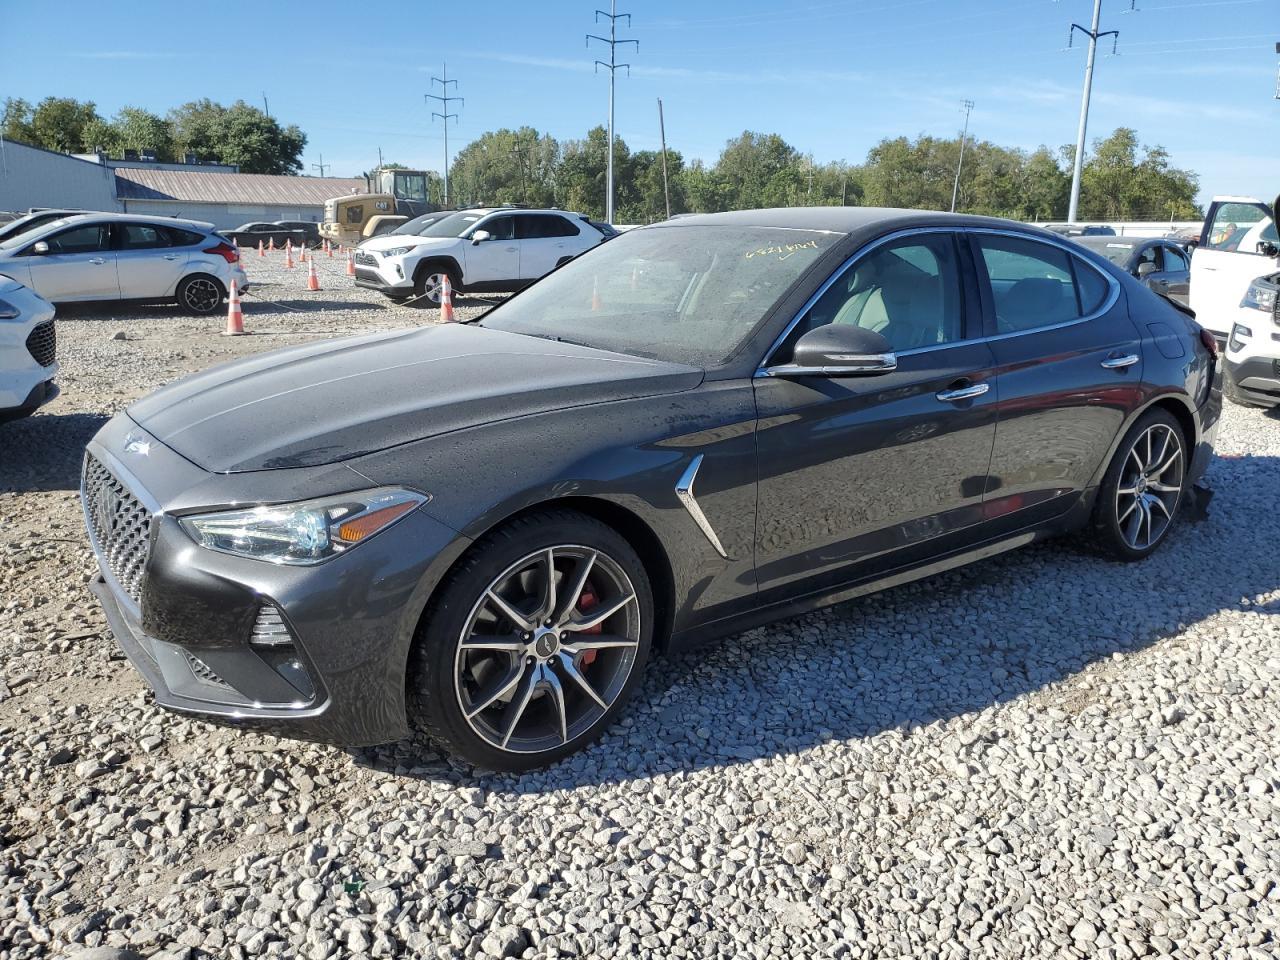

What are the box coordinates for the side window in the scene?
[977,235,1083,333]
[515,215,550,240]
[483,216,515,241]
[547,215,580,237]
[165,227,205,247]
[1134,245,1161,273]
[1072,257,1111,314]
[118,223,170,250]
[1203,201,1271,252]
[792,234,964,353]
[39,224,109,254]
[1163,245,1189,271]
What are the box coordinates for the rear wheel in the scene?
[177,274,225,315]
[1091,408,1187,560]
[409,511,653,771]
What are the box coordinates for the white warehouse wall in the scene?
[0,139,119,214]
[118,200,324,230]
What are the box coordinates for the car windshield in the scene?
[1077,238,1135,265]
[416,211,487,238]
[480,224,837,365]
[392,213,446,236]
[0,219,73,251]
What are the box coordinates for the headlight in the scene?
[1240,280,1276,313]
[179,488,426,565]
[0,298,21,321]
[380,246,415,258]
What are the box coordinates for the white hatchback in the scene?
[0,276,58,422]
[354,208,606,303]
[0,214,248,315]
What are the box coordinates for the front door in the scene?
[1154,243,1192,305]
[24,222,119,301]
[113,222,189,299]
[1189,198,1278,338]
[463,214,520,284]
[753,231,997,599]
[970,231,1145,528]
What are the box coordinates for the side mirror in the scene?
[1256,240,1279,259]
[30,241,49,256]
[470,229,491,245]
[1136,261,1157,278]
[768,325,897,377]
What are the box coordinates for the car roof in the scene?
[38,212,216,230]
[640,206,1043,236]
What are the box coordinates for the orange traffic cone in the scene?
[284,241,294,269]
[306,256,320,291]
[223,279,245,336]
[345,250,356,277]
[257,239,265,258]
[325,239,333,258]
[268,236,275,251]
[591,276,602,311]
[439,274,455,322]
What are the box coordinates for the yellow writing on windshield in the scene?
[745,238,819,261]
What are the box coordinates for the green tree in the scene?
[27,97,103,152]
[112,107,174,161]
[169,99,306,174]
[713,131,803,209]
[2,98,36,143]
[450,127,559,208]
[556,126,618,219]
[1076,128,1200,220]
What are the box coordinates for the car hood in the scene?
[360,234,459,253]
[127,324,703,473]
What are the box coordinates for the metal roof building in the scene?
[0,139,118,214]
[114,168,365,229]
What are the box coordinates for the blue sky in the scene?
[2,0,1275,206]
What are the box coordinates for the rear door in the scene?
[1190,198,1278,338]
[973,231,1143,529]
[516,214,581,280]
[113,222,189,298]
[24,222,119,301]
[463,214,520,283]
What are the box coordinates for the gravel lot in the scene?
[1,249,1277,959]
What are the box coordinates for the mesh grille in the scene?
[250,606,293,647]
[82,454,152,603]
[25,320,56,367]
[184,653,230,688]
[354,251,378,267]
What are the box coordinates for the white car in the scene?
[1189,195,1280,342]
[1224,270,1280,408]
[0,213,249,315]
[353,208,607,303]
[0,277,58,422]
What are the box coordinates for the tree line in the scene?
[3,94,1199,222]
[2,96,307,175]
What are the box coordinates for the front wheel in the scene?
[409,511,654,771]
[177,274,225,315]
[414,265,461,305]
[1091,408,1187,561]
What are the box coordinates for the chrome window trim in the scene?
[754,225,1122,375]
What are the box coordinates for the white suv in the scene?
[0,277,58,422]
[1189,195,1280,343]
[353,208,607,303]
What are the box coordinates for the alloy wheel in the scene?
[453,545,641,755]
[421,272,447,304]
[1115,422,1184,550]
[183,278,221,313]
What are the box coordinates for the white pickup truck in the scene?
[1189,195,1280,343]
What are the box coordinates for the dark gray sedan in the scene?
[1073,236,1192,305]
[82,208,1221,771]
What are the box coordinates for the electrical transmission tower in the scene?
[951,99,974,213]
[426,63,463,207]
[1065,0,1134,223]
[311,154,329,178]
[587,1,637,224]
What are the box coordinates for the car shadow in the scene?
[350,451,1278,791]
[0,411,108,493]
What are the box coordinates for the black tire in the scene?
[1090,407,1188,561]
[409,510,654,772]
[177,274,226,315]
[413,263,462,306]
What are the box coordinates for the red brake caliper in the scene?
[576,586,602,665]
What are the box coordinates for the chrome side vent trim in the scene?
[250,606,293,646]
[675,454,728,559]
[184,653,230,689]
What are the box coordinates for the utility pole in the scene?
[377,146,384,169]
[262,93,270,118]
[587,1,637,224]
[950,99,974,213]
[426,63,463,207]
[1066,0,1127,223]
[311,154,329,178]
[657,98,671,220]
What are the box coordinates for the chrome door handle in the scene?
[163,254,181,260]
[1101,354,1139,369]
[88,257,106,265]
[936,382,989,403]
[505,246,517,252]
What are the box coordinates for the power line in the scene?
[951,99,974,214]
[587,1,637,224]
[311,153,329,177]
[425,63,463,207]
[1065,0,1136,224]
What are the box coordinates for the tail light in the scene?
[203,241,239,264]
[1198,327,1219,358]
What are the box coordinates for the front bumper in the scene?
[81,418,468,746]
[1225,353,1280,407]
[353,256,413,297]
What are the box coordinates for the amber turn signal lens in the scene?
[336,501,417,544]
